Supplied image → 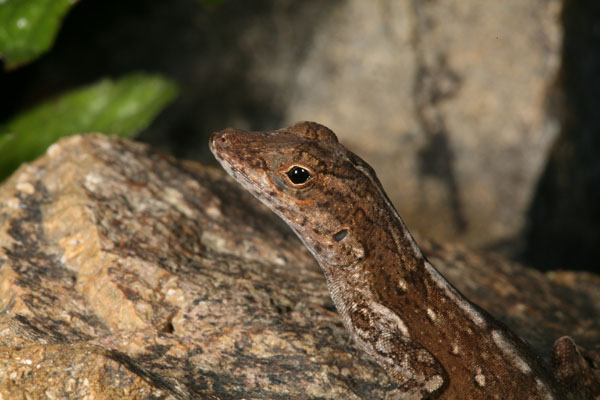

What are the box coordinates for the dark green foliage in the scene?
[0,74,178,181]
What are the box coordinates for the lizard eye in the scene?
[286,166,312,185]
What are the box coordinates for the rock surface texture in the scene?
[284,0,562,253]
[0,135,598,399]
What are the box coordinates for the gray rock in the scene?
[284,0,562,252]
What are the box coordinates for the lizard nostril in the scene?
[333,229,348,242]
[210,133,228,149]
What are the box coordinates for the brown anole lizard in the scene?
[210,121,599,399]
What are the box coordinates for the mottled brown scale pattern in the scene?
[210,121,596,399]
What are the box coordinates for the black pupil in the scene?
[287,167,311,184]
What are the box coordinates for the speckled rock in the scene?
[0,134,597,399]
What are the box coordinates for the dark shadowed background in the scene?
[1,0,599,272]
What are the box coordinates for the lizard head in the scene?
[210,121,375,267]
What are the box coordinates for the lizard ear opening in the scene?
[333,229,349,242]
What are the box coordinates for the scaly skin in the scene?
[210,121,597,399]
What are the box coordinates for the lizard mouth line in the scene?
[215,156,276,207]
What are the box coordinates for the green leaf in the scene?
[0,73,179,181]
[0,0,77,69]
